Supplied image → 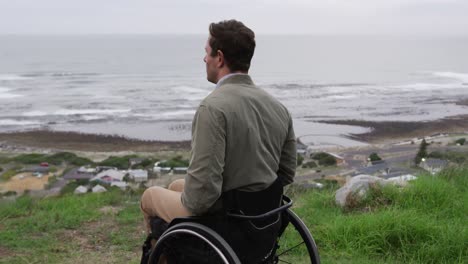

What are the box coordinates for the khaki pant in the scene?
[140,179,191,233]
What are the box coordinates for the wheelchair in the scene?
[142,180,320,264]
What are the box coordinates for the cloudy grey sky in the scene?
[1,0,467,36]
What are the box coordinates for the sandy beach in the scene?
[0,130,190,153]
[1,114,468,153]
[318,114,468,144]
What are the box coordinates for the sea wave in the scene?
[22,111,48,117]
[433,71,468,83]
[393,82,458,91]
[0,87,22,99]
[53,108,131,116]
[0,74,31,81]
[22,72,100,78]
[0,119,41,126]
[269,83,369,89]
[160,110,196,117]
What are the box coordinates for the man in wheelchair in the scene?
[140,19,305,263]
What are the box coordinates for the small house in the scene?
[128,169,148,182]
[64,168,95,181]
[420,158,448,175]
[173,167,188,174]
[91,169,126,184]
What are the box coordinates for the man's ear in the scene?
[217,50,225,68]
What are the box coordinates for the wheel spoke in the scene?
[277,241,305,257]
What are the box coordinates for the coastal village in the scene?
[0,132,466,198]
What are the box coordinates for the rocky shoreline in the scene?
[0,130,191,153]
[317,114,468,144]
[1,114,468,154]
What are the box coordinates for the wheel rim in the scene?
[275,209,320,264]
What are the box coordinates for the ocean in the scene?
[1,35,467,147]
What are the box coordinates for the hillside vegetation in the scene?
[0,166,467,263]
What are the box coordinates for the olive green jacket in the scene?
[181,74,296,215]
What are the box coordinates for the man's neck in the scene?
[216,70,246,84]
[215,72,248,89]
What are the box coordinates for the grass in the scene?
[0,189,145,264]
[0,166,467,263]
[284,165,468,263]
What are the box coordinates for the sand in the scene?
[317,114,468,144]
[0,173,50,194]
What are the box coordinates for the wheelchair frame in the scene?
[146,196,320,264]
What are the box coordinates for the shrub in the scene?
[455,138,466,145]
[46,152,94,166]
[414,139,429,165]
[99,155,137,169]
[70,156,94,166]
[310,152,337,166]
[139,158,153,168]
[12,153,48,164]
[311,152,330,160]
[1,169,18,181]
[158,156,189,168]
[302,161,317,168]
[46,152,78,165]
[296,154,304,167]
[318,155,337,166]
[368,152,382,162]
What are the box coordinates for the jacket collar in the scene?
[216,73,254,89]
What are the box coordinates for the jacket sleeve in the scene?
[277,115,296,186]
[181,104,226,215]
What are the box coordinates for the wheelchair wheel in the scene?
[275,209,320,264]
[148,222,241,264]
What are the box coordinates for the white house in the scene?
[420,158,448,175]
[78,166,96,174]
[91,169,126,183]
[128,169,148,182]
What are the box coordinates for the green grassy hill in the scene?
[1,166,467,263]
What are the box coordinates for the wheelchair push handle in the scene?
[226,195,293,220]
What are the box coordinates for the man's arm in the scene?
[277,115,296,186]
[181,104,226,215]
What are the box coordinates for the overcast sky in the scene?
[1,0,467,36]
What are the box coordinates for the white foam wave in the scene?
[54,108,131,115]
[173,85,208,94]
[433,72,468,83]
[0,74,31,81]
[160,110,196,117]
[22,111,48,117]
[324,94,358,100]
[0,87,22,99]
[82,115,106,121]
[393,82,460,91]
[0,119,41,126]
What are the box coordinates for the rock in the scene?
[335,175,388,207]
[386,174,417,187]
[74,185,88,194]
[92,184,107,193]
[335,174,418,208]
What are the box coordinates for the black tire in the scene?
[275,209,320,264]
[148,222,241,264]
